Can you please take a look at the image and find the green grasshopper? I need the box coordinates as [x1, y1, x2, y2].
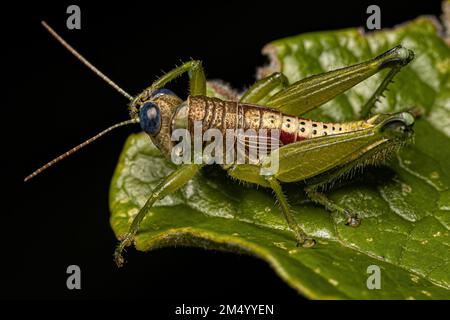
[26, 22, 416, 267]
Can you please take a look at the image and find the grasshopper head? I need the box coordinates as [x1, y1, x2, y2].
[134, 89, 183, 157]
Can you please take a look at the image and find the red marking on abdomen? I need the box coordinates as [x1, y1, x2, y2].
[280, 130, 297, 144]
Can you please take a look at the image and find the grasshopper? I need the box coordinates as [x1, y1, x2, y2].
[26, 22, 416, 267]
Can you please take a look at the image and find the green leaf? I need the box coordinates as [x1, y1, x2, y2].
[110, 15, 450, 299]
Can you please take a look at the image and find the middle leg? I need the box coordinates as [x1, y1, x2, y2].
[240, 72, 289, 104]
[265, 175, 316, 247]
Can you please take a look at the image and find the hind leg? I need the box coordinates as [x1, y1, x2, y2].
[265, 45, 414, 117]
[304, 186, 360, 227]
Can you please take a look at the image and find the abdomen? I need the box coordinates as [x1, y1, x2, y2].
[187, 95, 373, 145]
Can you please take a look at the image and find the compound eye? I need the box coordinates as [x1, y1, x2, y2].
[139, 102, 161, 135]
[149, 88, 178, 99]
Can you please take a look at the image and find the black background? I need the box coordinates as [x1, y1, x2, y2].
[3, 0, 445, 309]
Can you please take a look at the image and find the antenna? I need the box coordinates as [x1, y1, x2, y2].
[24, 118, 139, 182]
[41, 21, 133, 101]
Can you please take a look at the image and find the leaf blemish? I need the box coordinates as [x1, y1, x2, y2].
[421, 290, 432, 297]
[432, 231, 441, 237]
[430, 171, 440, 179]
[273, 242, 288, 250]
[128, 208, 139, 217]
[328, 279, 339, 286]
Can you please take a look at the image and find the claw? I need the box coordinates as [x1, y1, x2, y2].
[302, 238, 316, 248]
[114, 249, 125, 268]
[345, 213, 361, 227]
[295, 231, 316, 248]
[114, 233, 134, 267]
